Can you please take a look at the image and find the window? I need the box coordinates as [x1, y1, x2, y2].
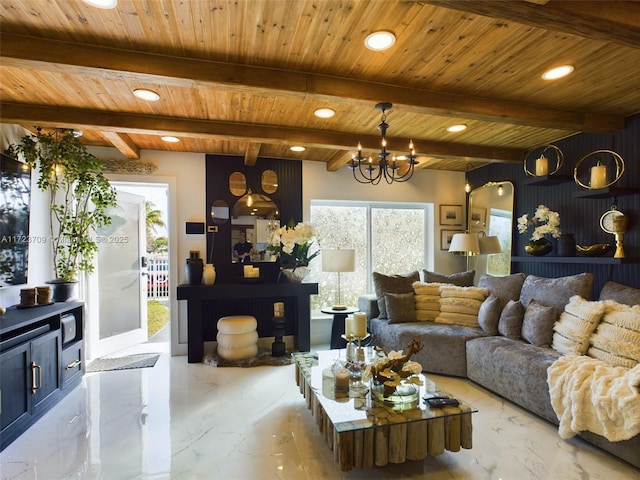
[308, 201, 431, 311]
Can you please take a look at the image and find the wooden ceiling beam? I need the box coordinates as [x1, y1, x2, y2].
[243, 142, 261, 166]
[0, 33, 623, 134]
[99, 131, 140, 159]
[326, 151, 355, 172]
[0, 102, 525, 163]
[423, 1, 640, 49]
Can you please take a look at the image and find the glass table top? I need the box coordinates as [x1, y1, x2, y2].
[293, 349, 477, 434]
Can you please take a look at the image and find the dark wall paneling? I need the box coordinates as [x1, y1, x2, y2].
[205, 155, 303, 284]
[468, 113, 640, 292]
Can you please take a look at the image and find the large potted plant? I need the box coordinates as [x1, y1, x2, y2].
[6, 128, 117, 301]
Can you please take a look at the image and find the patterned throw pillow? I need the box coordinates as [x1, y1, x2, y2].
[372, 271, 420, 319]
[412, 281, 441, 322]
[385, 292, 417, 324]
[551, 295, 606, 355]
[435, 285, 489, 326]
[498, 299, 525, 339]
[587, 301, 640, 368]
[423, 269, 475, 287]
[521, 300, 558, 347]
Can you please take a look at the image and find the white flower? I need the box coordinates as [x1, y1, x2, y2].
[518, 204, 561, 242]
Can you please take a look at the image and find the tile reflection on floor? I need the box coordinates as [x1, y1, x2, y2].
[1, 349, 638, 480]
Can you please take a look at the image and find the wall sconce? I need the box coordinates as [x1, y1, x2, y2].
[573, 149, 625, 190]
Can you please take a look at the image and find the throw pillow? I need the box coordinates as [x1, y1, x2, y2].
[477, 273, 526, 303]
[385, 292, 417, 324]
[519, 273, 593, 315]
[551, 295, 607, 355]
[435, 285, 489, 326]
[477, 294, 505, 336]
[372, 271, 420, 319]
[521, 300, 558, 347]
[598, 281, 640, 306]
[588, 301, 640, 368]
[412, 281, 441, 322]
[423, 269, 475, 287]
[498, 299, 525, 339]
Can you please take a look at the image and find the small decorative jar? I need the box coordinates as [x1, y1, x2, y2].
[203, 264, 216, 285]
[557, 233, 576, 257]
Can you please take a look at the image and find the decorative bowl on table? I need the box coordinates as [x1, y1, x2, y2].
[576, 243, 611, 257]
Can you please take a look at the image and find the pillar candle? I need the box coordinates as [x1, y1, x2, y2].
[334, 367, 350, 391]
[274, 302, 284, 317]
[353, 312, 367, 337]
[590, 162, 607, 189]
[250, 267, 260, 277]
[243, 265, 253, 277]
[345, 316, 355, 338]
[535, 156, 548, 176]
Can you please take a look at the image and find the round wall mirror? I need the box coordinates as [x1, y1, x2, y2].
[229, 171, 246, 196]
[210, 200, 229, 225]
[261, 169, 278, 194]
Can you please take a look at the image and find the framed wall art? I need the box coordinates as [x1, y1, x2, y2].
[439, 204, 463, 226]
[470, 207, 487, 229]
[441, 229, 463, 250]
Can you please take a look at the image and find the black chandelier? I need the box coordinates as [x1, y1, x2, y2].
[349, 102, 419, 185]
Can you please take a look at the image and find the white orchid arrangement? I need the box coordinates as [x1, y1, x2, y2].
[362, 340, 424, 395]
[266, 221, 320, 270]
[517, 204, 561, 244]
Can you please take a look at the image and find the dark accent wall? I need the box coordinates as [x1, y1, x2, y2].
[468, 113, 640, 295]
[205, 155, 302, 283]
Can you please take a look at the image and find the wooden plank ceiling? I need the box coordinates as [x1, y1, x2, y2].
[0, 0, 638, 172]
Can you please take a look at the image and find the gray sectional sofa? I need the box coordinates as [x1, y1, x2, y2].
[359, 272, 640, 468]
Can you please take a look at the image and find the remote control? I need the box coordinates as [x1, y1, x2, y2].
[426, 398, 460, 407]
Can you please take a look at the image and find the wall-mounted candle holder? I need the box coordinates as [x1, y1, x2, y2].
[573, 149, 625, 190]
[524, 144, 564, 177]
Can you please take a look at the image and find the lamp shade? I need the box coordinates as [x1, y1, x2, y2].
[448, 233, 480, 256]
[322, 249, 356, 272]
[479, 235, 503, 255]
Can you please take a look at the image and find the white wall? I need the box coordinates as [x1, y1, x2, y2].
[302, 160, 468, 275]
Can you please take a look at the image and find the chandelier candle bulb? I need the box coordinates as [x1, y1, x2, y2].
[536, 156, 548, 176]
[353, 313, 367, 337]
[590, 162, 607, 189]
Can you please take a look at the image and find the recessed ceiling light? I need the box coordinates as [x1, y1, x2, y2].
[161, 136, 180, 143]
[542, 65, 574, 80]
[447, 124, 467, 133]
[364, 31, 396, 51]
[290, 146, 306, 152]
[83, 0, 118, 9]
[133, 89, 160, 101]
[314, 108, 336, 119]
[72, 129, 83, 138]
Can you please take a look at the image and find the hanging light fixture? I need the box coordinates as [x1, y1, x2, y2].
[349, 103, 419, 185]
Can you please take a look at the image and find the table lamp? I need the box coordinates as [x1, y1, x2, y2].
[448, 233, 480, 271]
[479, 235, 502, 255]
[322, 248, 356, 310]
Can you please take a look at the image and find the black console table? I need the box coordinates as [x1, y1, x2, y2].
[177, 282, 318, 363]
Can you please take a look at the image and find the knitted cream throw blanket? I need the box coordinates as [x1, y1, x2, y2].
[547, 355, 640, 442]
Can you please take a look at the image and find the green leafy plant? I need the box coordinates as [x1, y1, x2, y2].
[6, 128, 117, 282]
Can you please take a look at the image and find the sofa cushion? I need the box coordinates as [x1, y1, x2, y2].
[478, 273, 526, 303]
[412, 281, 441, 321]
[599, 281, 640, 306]
[519, 273, 594, 318]
[477, 294, 505, 336]
[551, 295, 607, 355]
[588, 301, 640, 368]
[372, 271, 420, 319]
[436, 285, 489, 326]
[385, 292, 416, 324]
[423, 269, 474, 287]
[498, 299, 525, 339]
[521, 300, 558, 347]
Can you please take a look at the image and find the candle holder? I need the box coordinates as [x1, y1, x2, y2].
[524, 144, 563, 177]
[612, 214, 629, 259]
[573, 149, 625, 190]
[342, 333, 370, 379]
[272, 302, 286, 357]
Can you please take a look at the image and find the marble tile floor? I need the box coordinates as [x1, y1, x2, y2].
[1, 345, 638, 480]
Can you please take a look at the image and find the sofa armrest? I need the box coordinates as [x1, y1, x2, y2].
[358, 294, 379, 320]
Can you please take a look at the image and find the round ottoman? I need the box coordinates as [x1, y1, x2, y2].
[216, 315, 258, 360]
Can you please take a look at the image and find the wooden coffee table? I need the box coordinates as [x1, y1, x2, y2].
[292, 350, 476, 471]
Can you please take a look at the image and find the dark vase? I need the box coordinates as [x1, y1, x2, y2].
[47, 280, 78, 302]
[185, 258, 203, 285]
[558, 233, 576, 257]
